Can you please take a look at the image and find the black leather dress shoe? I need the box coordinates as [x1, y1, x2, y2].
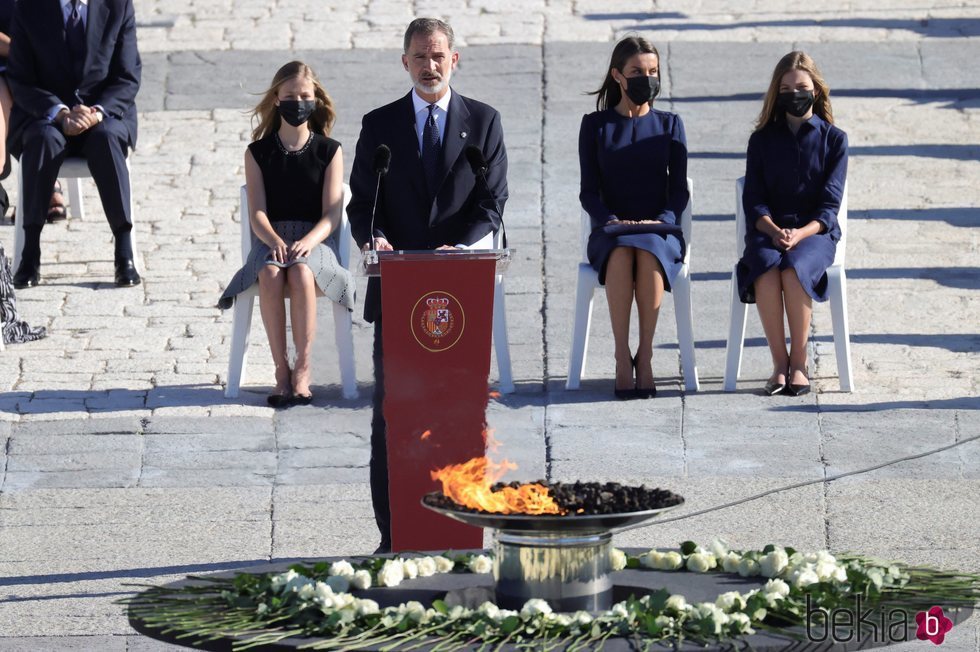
[13, 262, 41, 289]
[114, 258, 141, 287]
[764, 378, 787, 396]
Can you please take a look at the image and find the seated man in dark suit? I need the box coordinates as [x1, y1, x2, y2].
[347, 17, 508, 553]
[8, 0, 141, 288]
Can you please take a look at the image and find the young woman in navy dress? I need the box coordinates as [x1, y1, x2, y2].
[736, 51, 848, 396]
[579, 36, 689, 399]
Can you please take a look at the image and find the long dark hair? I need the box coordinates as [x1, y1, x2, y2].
[588, 36, 660, 111]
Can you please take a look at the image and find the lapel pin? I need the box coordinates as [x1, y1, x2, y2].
[460, 131, 467, 138]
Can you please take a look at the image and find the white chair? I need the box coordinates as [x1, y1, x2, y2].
[565, 178, 699, 392]
[491, 228, 514, 394]
[224, 184, 358, 400]
[13, 155, 140, 271]
[723, 177, 853, 392]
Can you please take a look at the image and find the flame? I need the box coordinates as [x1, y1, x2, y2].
[483, 428, 500, 453]
[489, 391, 501, 399]
[431, 456, 563, 515]
[420, 430, 432, 441]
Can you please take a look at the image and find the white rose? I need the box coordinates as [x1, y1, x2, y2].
[477, 601, 502, 621]
[752, 607, 768, 621]
[416, 557, 437, 577]
[721, 552, 743, 573]
[640, 550, 663, 569]
[693, 603, 729, 636]
[271, 569, 298, 592]
[737, 558, 761, 577]
[610, 548, 628, 571]
[792, 567, 820, 589]
[710, 538, 730, 559]
[520, 598, 553, 618]
[660, 551, 685, 570]
[715, 591, 746, 613]
[314, 581, 334, 603]
[610, 602, 629, 619]
[665, 594, 688, 612]
[763, 578, 790, 598]
[814, 560, 838, 582]
[654, 615, 674, 630]
[402, 559, 419, 579]
[448, 605, 469, 620]
[866, 567, 885, 589]
[402, 600, 427, 623]
[573, 611, 593, 625]
[297, 582, 316, 601]
[686, 552, 715, 573]
[378, 560, 406, 587]
[434, 556, 455, 573]
[832, 565, 848, 584]
[256, 602, 268, 615]
[759, 549, 789, 578]
[328, 560, 355, 578]
[815, 550, 837, 564]
[285, 575, 313, 595]
[351, 569, 372, 590]
[729, 612, 754, 634]
[356, 598, 380, 616]
[468, 554, 494, 575]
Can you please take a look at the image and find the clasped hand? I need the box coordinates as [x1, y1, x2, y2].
[772, 228, 804, 251]
[61, 105, 100, 137]
[269, 237, 314, 263]
[608, 219, 663, 225]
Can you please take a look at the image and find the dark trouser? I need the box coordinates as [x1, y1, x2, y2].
[370, 318, 391, 545]
[18, 118, 133, 263]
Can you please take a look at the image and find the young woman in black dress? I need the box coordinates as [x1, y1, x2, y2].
[219, 62, 354, 407]
[579, 37, 689, 399]
[736, 51, 848, 396]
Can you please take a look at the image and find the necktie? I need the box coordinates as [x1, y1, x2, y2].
[422, 104, 442, 197]
[66, 0, 86, 81]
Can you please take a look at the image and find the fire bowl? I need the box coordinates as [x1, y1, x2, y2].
[422, 487, 684, 612]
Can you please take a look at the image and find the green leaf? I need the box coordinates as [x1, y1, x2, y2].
[626, 557, 641, 569]
[501, 615, 521, 634]
[432, 599, 449, 615]
[645, 588, 670, 614]
[762, 544, 776, 554]
[680, 541, 698, 556]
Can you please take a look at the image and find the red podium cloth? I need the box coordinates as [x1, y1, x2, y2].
[380, 254, 497, 552]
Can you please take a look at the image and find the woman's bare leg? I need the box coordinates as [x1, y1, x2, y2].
[633, 250, 665, 390]
[287, 264, 318, 397]
[782, 268, 813, 387]
[754, 267, 789, 385]
[605, 247, 636, 391]
[258, 264, 290, 394]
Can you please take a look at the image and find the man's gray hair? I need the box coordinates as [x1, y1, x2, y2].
[403, 18, 455, 52]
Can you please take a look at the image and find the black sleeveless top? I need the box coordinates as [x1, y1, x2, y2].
[248, 132, 340, 224]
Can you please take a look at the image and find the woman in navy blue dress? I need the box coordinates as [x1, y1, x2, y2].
[736, 51, 848, 396]
[579, 36, 688, 399]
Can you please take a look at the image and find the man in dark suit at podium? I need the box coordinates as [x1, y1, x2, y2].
[348, 17, 508, 553]
[8, 0, 141, 288]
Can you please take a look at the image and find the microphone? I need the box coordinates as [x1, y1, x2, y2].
[369, 145, 391, 252]
[464, 145, 506, 248]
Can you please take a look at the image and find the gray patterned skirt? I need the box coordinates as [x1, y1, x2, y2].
[217, 221, 355, 311]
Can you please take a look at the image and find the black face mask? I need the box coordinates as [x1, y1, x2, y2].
[623, 75, 660, 105]
[776, 90, 815, 118]
[278, 100, 316, 127]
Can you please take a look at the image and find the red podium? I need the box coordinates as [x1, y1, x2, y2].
[363, 249, 512, 552]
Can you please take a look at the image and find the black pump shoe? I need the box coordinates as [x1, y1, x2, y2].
[291, 392, 314, 406]
[787, 367, 811, 396]
[267, 392, 292, 408]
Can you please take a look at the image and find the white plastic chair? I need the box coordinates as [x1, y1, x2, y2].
[13, 155, 140, 272]
[565, 178, 699, 392]
[723, 177, 853, 392]
[491, 228, 514, 394]
[224, 183, 358, 400]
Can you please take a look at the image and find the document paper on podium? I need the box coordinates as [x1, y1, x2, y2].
[380, 254, 497, 551]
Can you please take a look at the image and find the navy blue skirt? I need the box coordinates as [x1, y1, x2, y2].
[588, 225, 685, 289]
[736, 231, 836, 303]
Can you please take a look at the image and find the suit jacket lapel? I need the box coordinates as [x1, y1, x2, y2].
[81, 0, 110, 87]
[436, 91, 470, 194]
[395, 92, 429, 208]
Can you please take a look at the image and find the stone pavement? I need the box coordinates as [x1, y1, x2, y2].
[0, 0, 978, 649]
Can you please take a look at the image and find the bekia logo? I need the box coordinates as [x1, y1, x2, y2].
[916, 607, 953, 645]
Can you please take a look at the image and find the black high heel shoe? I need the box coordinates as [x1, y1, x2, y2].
[787, 367, 811, 396]
[633, 354, 657, 399]
[267, 392, 292, 408]
[614, 355, 636, 400]
[291, 392, 314, 406]
[764, 368, 788, 396]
